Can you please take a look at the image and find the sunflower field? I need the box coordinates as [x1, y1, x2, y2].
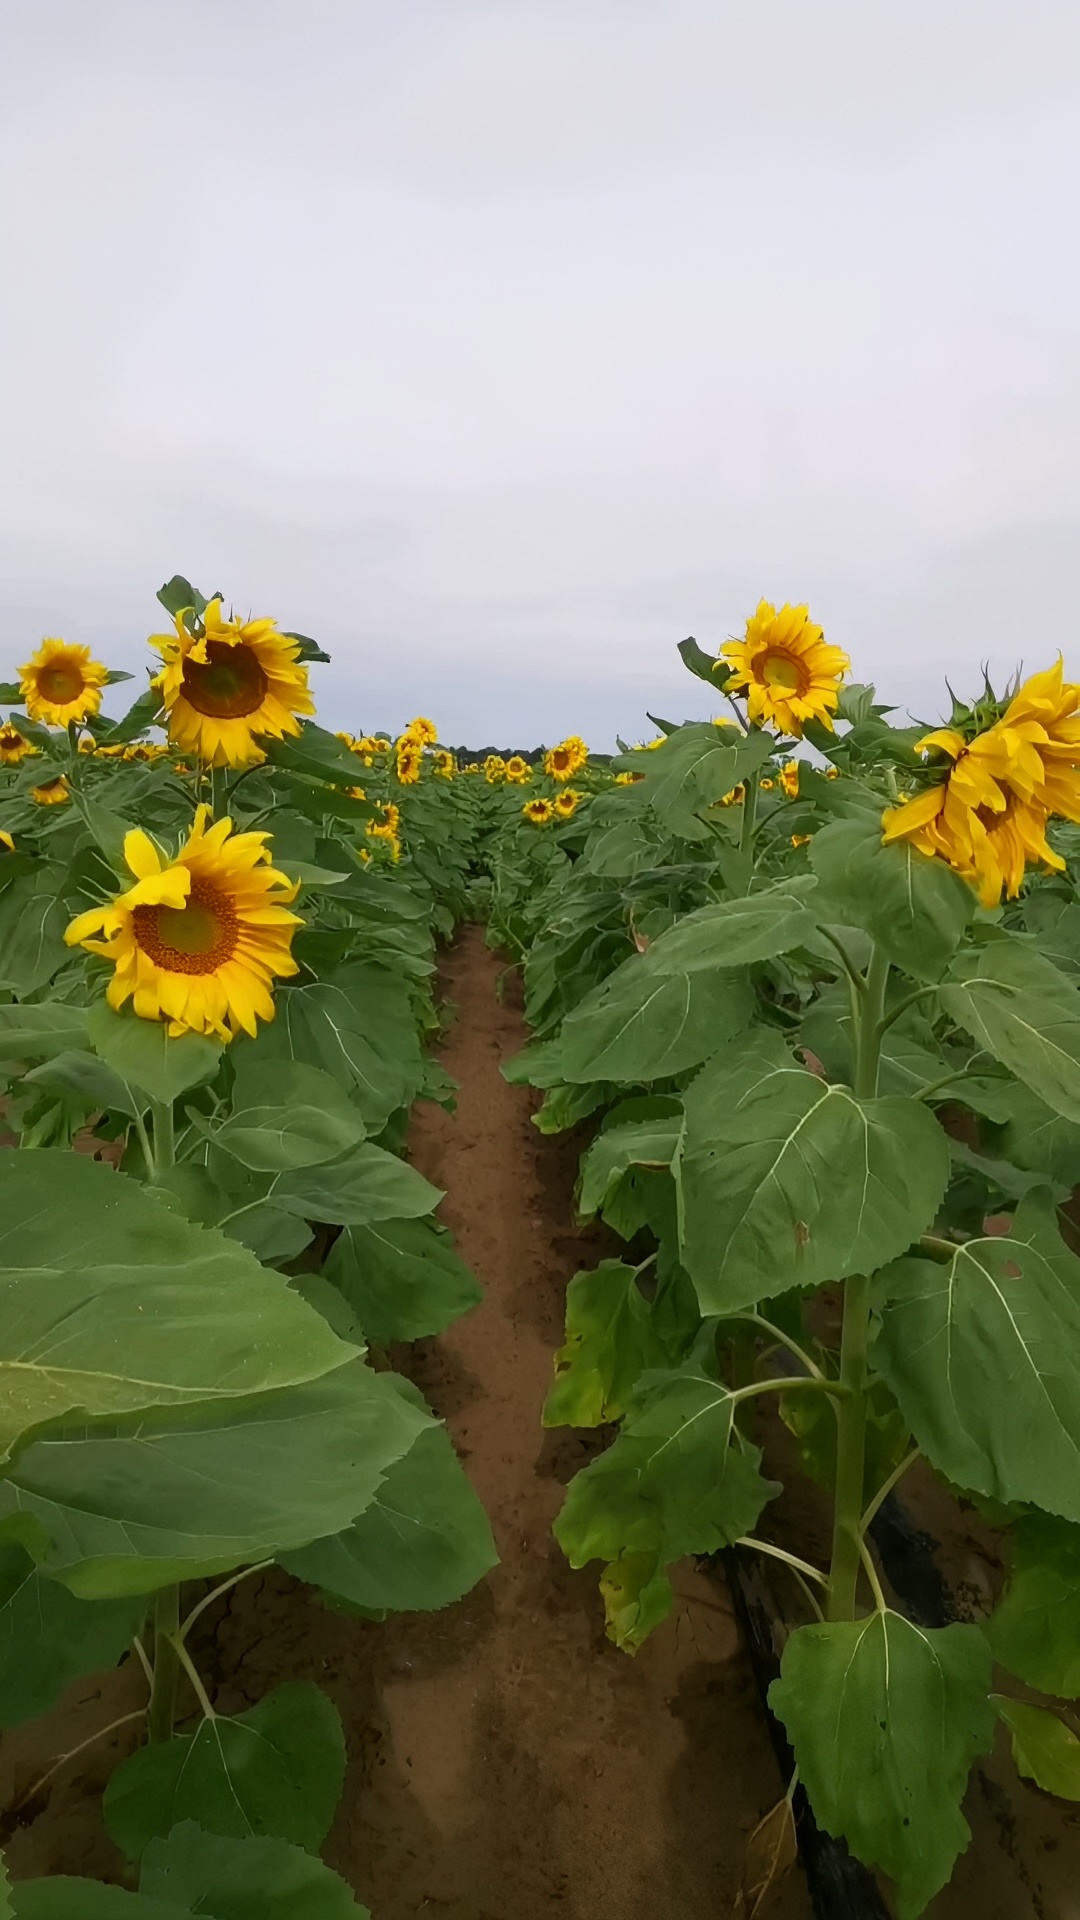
[4, 579, 1080, 1916]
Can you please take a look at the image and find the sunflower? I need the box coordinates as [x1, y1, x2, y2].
[433, 749, 456, 779]
[505, 754, 531, 784]
[523, 797, 555, 825]
[65, 807, 301, 1041]
[881, 708, 1068, 907]
[0, 830, 13, 853]
[367, 801, 401, 840]
[484, 755, 507, 785]
[31, 775, 71, 805]
[554, 789, 582, 819]
[780, 760, 801, 799]
[0, 722, 35, 765]
[613, 771, 638, 785]
[395, 741, 422, 784]
[403, 716, 439, 746]
[150, 599, 314, 769]
[18, 640, 109, 729]
[791, 833, 811, 849]
[543, 737, 588, 781]
[720, 602, 849, 737]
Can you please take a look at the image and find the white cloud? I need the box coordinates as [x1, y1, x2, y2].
[1, 0, 1079, 744]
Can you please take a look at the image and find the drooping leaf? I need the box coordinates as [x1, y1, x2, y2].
[559, 951, 754, 1083]
[104, 1682, 346, 1860]
[612, 724, 773, 838]
[543, 1261, 674, 1428]
[875, 1196, 1080, 1521]
[769, 1613, 995, 1919]
[0, 1361, 429, 1596]
[237, 974, 422, 1130]
[987, 1514, 1080, 1697]
[578, 1117, 681, 1218]
[322, 1216, 481, 1342]
[282, 1416, 497, 1613]
[0, 1003, 90, 1063]
[642, 882, 823, 975]
[677, 1029, 949, 1313]
[86, 1004, 222, 1107]
[0, 1544, 144, 1727]
[0, 1151, 354, 1467]
[272, 1142, 442, 1227]
[598, 1553, 674, 1653]
[809, 813, 973, 981]
[940, 936, 1080, 1122]
[993, 1696, 1080, 1801]
[555, 1362, 779, 1647]
[140, 1822, 370, 1918]
[0, 867, 70, 994]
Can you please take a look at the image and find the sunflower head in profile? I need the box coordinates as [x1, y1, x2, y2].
[505, 754, 531, 784]
[554, 788, 582, 819]
[395, 740, 422, 784]
[0, 722, 36, 765]
[523, 797, 555, 826]
[780, 760, 801, 799]
[150, 599, 315, 770]
[543, 736, 588, 781]
[433, 749, 456, 779]
[31, 775, 71, 806]
[19, 640, 109, 729]
[65, 807, 302, 1041]
[484, 754, 507, 785]
[720, 602, 849, 738]
[403, 716, 439, 747]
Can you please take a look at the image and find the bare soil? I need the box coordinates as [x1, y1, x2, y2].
[7, 926, 1079, 1916]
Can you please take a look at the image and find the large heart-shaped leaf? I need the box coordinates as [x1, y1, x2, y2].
[0, 1543, 144, 1727]
[543, 1261, 675, 1428]
[272, 1143, 441, 1227]
[612, 724, 773, 838]
[322, 1217, 481, 1342]
[283, 1418, 497, 1614]
[560, 953, 754, 1083]
[875, 1197, 1080, 1520]
[104, 1682, 345, 1860]
[642, 882, 823, 975]
[940, 937, 1080, 1121]
[0, 1003, 90, 1063]
[140, 1823, 370, 1918]
[0, 866, 70, 994]
[0, 1152, 355, 1466]
[770, 1614, 995, 1920]
[677, 1030, 949, 1312]
[86, 1004, 222, 1107]
[237, 973, 422, 1129]
[810, 813, 973, 981]
[0, 1362, 429, 1596]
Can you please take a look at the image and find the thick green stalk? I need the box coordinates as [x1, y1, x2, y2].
[827, 943, 890, 1621]
[147, 1585, 181, 1744]
[149, 1098, 175, 1176]
[731, 776, 759, 896]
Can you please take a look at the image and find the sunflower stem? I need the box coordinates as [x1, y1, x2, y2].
[147, 1585, 181, 1743]
[149, 1098, 175, 1175]
[732, 775, 758, 896]
[828, 942, 890, 1622]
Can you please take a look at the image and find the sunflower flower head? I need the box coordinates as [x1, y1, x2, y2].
[780, 760, 801, 799]
[395, 740, 422, 784]
[403, 716, 439, 747]
[0, 722, 36, 765]
[505, 754, 531, 784]
[720, 601, 849, 738]
[31, 775, 71, 806]
[150, 599, 315, 770]
[433, 749, 456, 779]
[543, 737, 588, 781]
[554, 788, 582, 818]
[484, 754, 507, 785]
[64, 807, 302, 1042]
[523, 797, 555, 825]
[19, 640, 109, 729]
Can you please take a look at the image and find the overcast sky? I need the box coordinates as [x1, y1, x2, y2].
[2, 0, 1079, 746]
